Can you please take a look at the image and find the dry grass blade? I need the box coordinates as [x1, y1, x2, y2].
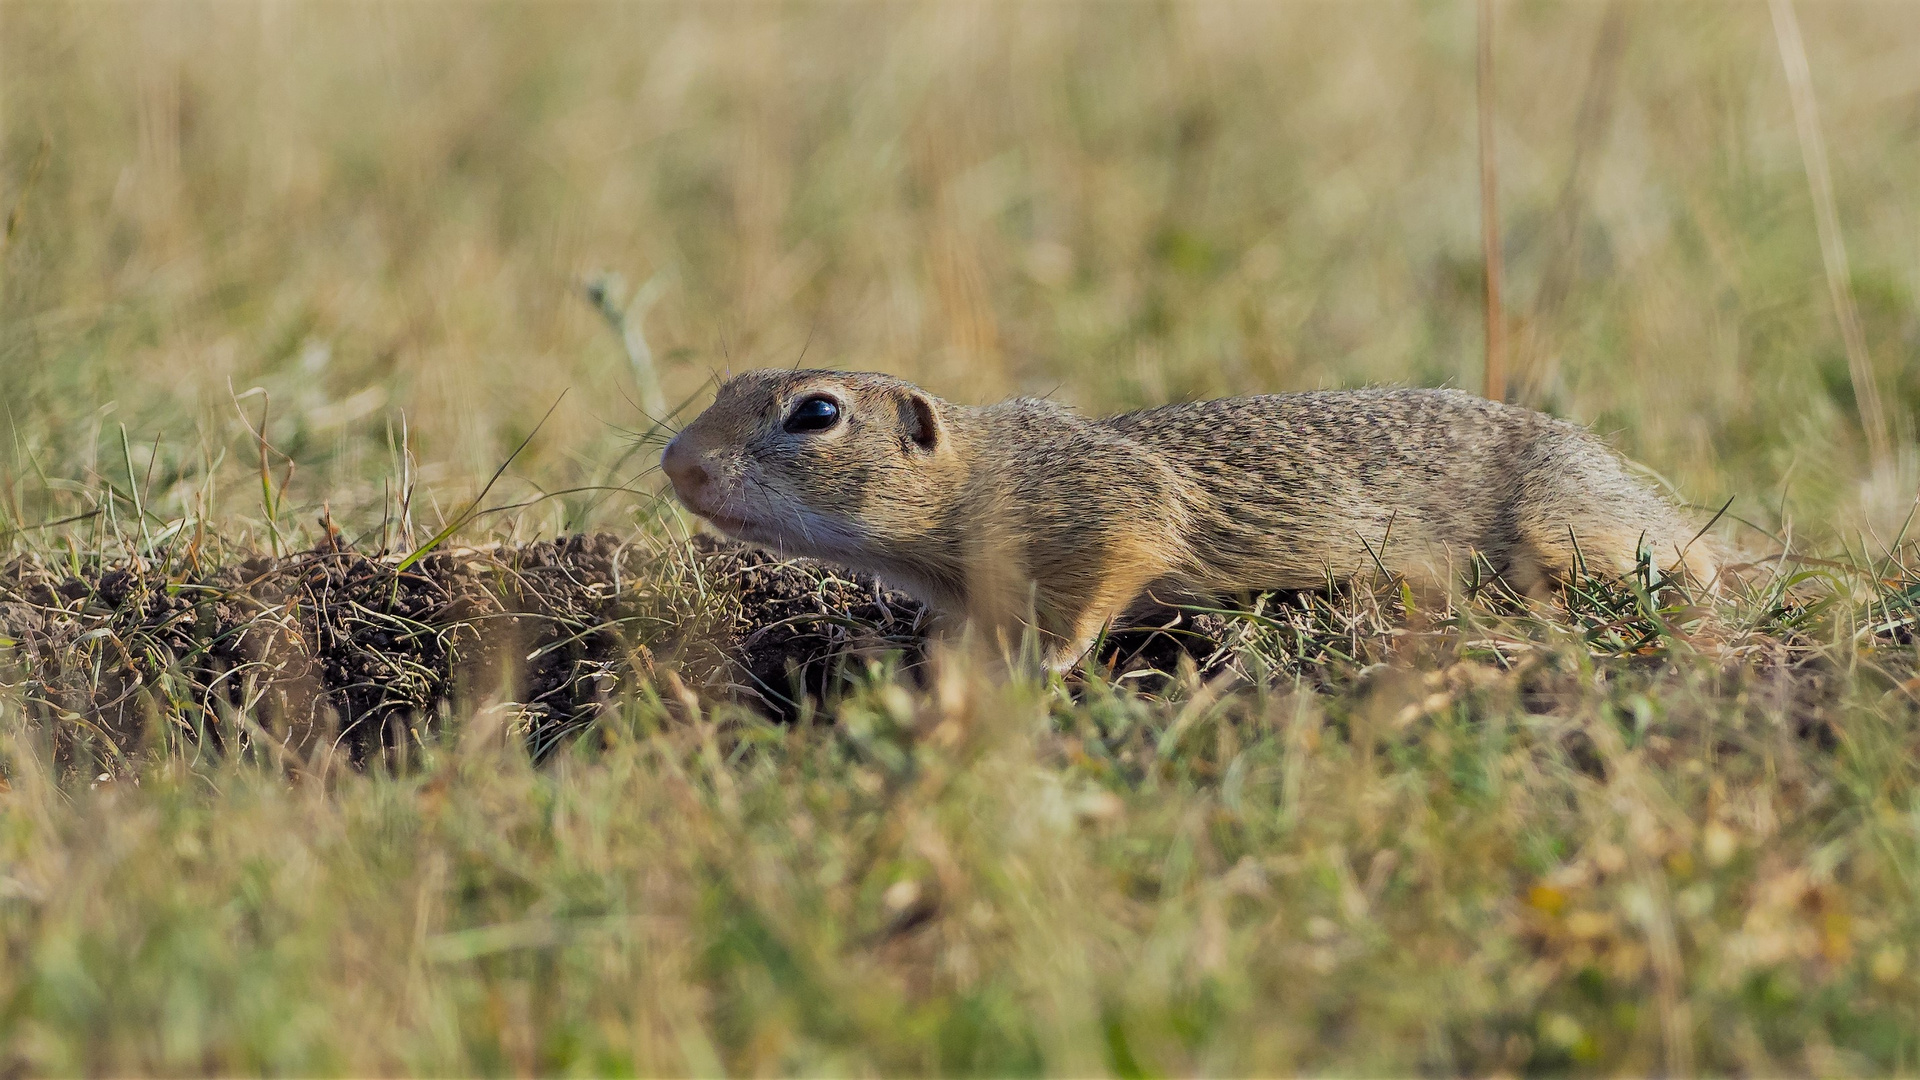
[581, 271, 670, 422]
[1769, 0, 1891, 470]
[0, 134, 50, 256]
[1478, 0, 1508, 403]
[395, 392, 566, 574]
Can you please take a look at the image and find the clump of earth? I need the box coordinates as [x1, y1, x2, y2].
[0, 531, 1251, 769]
[0, 528, 1856, 773]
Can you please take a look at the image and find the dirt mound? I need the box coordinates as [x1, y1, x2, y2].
[23, 524, 1787, 772]
[0, 523, 1864, 774]
[675, 535, 929, 713]
[0, 533, 944, 768]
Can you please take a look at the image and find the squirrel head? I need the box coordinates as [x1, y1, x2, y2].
[661, 369, 965, 566]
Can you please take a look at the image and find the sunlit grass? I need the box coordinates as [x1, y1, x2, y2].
[3, 0, 1920, 1073]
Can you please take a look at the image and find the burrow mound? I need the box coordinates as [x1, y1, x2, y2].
[0, 526, 1293, 771]
[0, 528, 1839, 772]
[0, 533, 959, 767]
[0, 534, 630, 767]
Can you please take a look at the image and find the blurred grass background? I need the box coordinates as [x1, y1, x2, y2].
[5, 1, 1919, 549]
[6, 2, 1920, 1074]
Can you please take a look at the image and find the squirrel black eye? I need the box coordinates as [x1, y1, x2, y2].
[783, 395, 842, 434]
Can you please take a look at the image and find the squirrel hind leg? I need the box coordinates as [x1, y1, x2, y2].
[1509, 516, 1716, 596]
[1509, 437, 1720, 595]
[1671, 537, 1723, 594]
[1485, 547, 1559, 605]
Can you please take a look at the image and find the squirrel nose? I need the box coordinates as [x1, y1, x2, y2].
[661, 436, 712, 497]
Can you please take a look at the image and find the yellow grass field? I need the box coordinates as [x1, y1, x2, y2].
[3, 2, 1920, 1073]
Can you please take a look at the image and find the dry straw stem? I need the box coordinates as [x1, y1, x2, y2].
[0, 134, 50, 258]
[582, 271, 670, 424]
[1521, 2, 1628, 403]
[1769, 0, 1891, 470]
[1477, 0, 1508, 403]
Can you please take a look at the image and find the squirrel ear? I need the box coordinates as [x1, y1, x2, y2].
[900, 389, 944, 453]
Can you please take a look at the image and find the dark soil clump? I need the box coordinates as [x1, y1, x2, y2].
[673, 535, 929, 719]
[0, 527, 1803, 774]
[0, 533, 945, 770]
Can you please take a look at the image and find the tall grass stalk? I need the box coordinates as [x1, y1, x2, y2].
[1769, 0, 1891, 471]
[1477, 0, 1508, 403]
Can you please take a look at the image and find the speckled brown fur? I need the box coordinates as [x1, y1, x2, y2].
[662, 369, 1717, 668]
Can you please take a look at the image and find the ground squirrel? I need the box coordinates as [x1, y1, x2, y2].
[662, 369, 1717, 669]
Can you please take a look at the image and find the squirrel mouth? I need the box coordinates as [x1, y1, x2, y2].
[691, 504, 809, 551]
[667, 484, 749, 533]
[682, 501, 759, 537]
[674, 486, 803, 547]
